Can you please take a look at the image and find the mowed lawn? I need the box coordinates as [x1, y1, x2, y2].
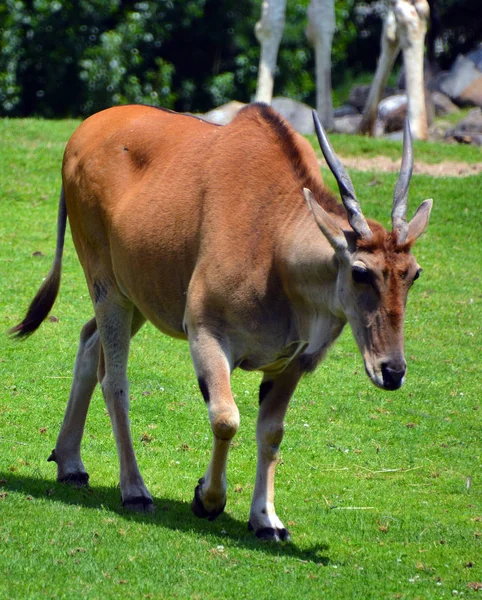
[0, 117, 481, 599]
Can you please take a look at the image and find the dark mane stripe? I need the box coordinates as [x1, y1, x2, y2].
[245, 103, 346, 218]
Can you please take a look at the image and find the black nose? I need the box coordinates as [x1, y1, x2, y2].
[381, 362, 406, 390]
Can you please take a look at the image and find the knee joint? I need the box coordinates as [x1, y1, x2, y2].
[212, 412, 240, 441]
[263, 423, 285, 448]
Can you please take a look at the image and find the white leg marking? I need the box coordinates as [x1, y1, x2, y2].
[249, 366, 302, 541]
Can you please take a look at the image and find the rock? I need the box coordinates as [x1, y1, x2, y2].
[333, 114, 363, 134]
[199, 98, 316, 134]
[201, 101, 245, 125]
[382, 95, 406, 117]
[431, 91, 460, 116]
[466, 44, 482, 71]
[271, 97, 315, 135]
[374, 94, 407, 136]
[334, 105, 359, 118]
[445, 108, 482, 145]
[457, 77, 482, 108]
[384, 103, 407, 134]
[428, 70, 449, 93]
[451, 133, 482, 146]
[348, 84, 398, 112]
[450, 107, 482, 133]
[439, 54, 482, 107]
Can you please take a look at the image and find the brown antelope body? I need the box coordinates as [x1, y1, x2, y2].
[12, 103, 432, 541]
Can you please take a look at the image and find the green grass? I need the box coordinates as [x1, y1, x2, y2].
[1, 118, 481, 599]
[308, 125, 482, 164]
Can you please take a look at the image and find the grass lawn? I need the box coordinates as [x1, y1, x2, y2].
[0, 117, 481, 599]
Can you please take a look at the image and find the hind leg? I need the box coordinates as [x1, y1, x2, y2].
[49, 318, 99, 484]
[50, 310, 146, 488]
[96, 301, 153, 511]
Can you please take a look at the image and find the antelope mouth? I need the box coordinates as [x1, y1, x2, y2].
[365, 362, 406, 391]
[379, 377, 405, 391]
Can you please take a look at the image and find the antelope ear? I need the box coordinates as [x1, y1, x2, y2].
[407, 199, 432, 243]
[303, 188, 348, 255]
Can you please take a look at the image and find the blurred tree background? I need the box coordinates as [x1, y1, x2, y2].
[0, 0, 480, 118]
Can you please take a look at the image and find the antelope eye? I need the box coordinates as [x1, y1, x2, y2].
[352, 265, 372, 285]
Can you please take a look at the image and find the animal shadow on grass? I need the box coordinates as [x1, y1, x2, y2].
[0, 471, 330, 565]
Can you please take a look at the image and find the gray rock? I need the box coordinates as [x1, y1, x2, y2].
[457, 77, 482, 108]
[348, 84, 398, 112]
[428, 70, 449, 93]
[201, 101, 245, 125]
[448, 132, 482, 146]
[373, 91, 436, 135]
[271, 97, 315, 135]
[334, 105, 360, 118]
[384, 104, 407, 134]
[445, 108, 482, 145]
[440, 54, 482, 105]
[431, 91, 460, 116]
[377, 94, 407, 118]
[466, 44, 482, 72]
[333, 114, 363, 134]
[374, 94, 407, 136]
[199, 98, 317, 134]
[450, 107, 482, 133]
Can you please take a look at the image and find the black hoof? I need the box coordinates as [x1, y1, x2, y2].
[122, 496, 155, 513]
[47, 449, 57, 463]
[58, 472, 90, 487]
[191, 478, 226, 522]
[248, 521, 291, 542]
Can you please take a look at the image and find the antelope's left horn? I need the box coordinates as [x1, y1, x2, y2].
[312, 110, 372, 240]
[392, 118, 414, 242]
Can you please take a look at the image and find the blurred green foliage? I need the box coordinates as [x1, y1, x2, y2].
[0, 0, 480, 117]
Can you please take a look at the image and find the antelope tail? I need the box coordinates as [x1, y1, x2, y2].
[9, 187, 67, 339]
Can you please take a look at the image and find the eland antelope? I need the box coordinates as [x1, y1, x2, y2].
[11, 103, 432, 541]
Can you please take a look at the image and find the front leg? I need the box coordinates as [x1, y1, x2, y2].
[189, 328, 239, 520]
[249, 364, 303, 542]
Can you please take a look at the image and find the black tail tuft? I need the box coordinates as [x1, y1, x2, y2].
[9, 265, 61, 339]
[9, 187, 67, 341]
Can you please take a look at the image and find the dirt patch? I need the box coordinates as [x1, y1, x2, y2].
[328, 156, 482, 177]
